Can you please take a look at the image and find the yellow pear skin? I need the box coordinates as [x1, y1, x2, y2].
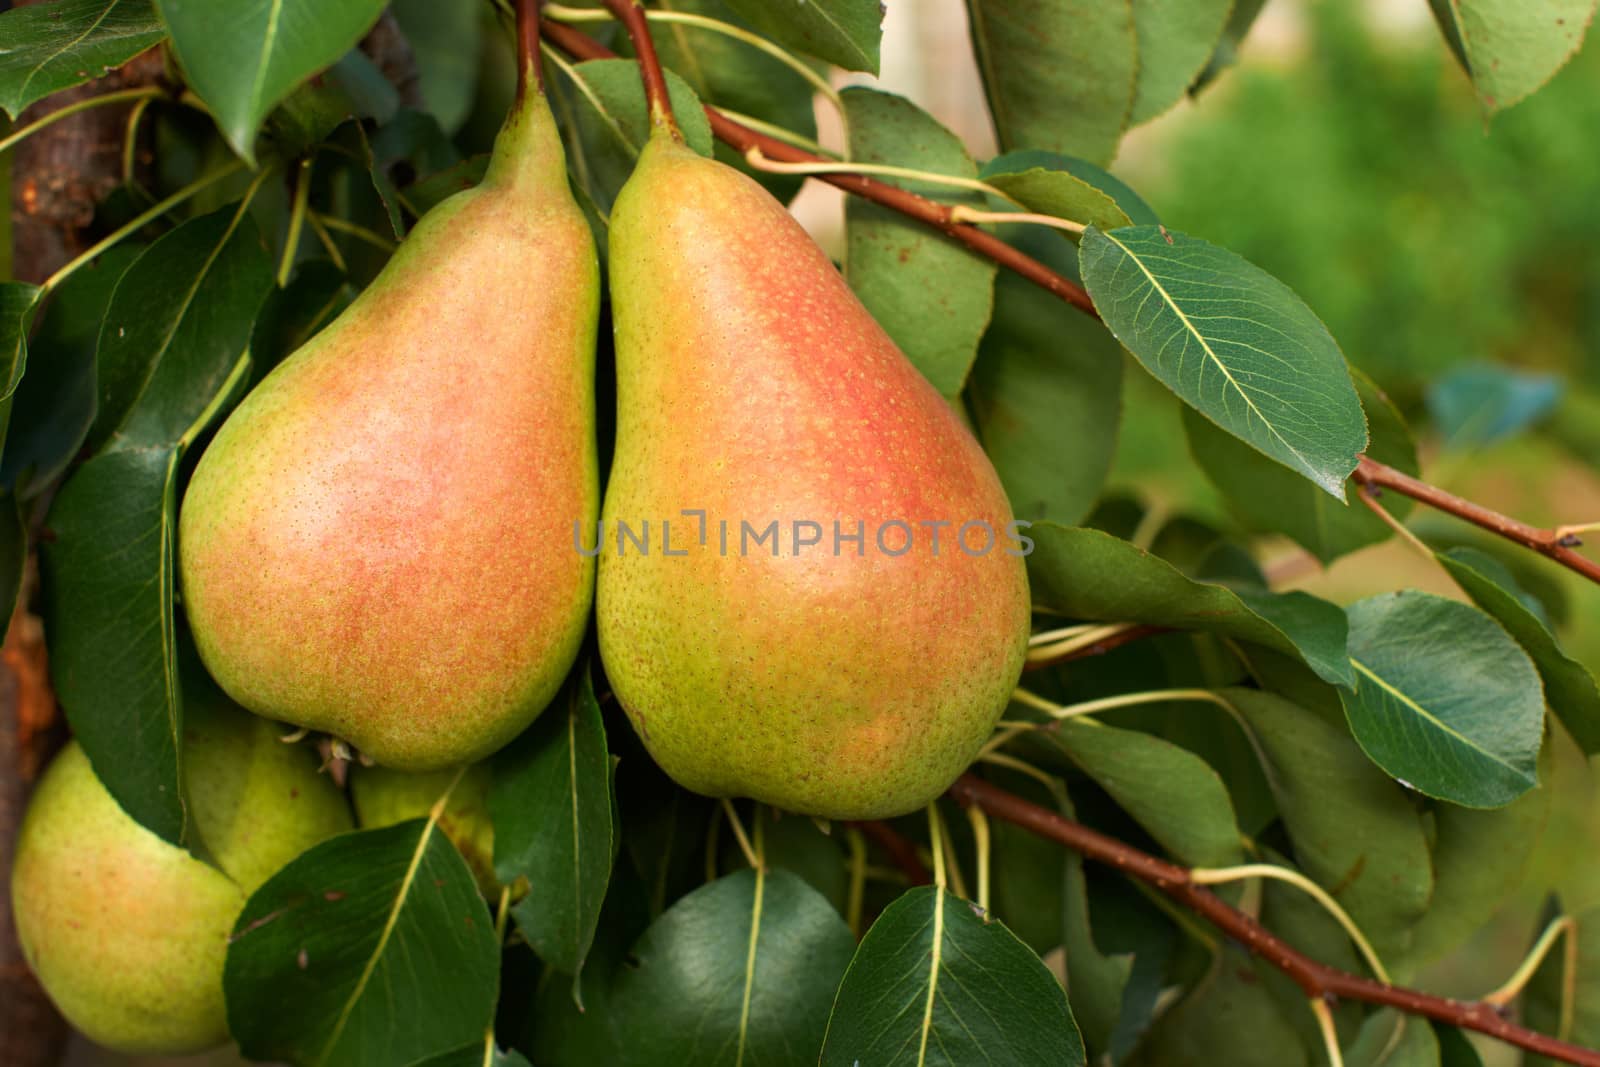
[10, 707, 350, 1054]
[179, 86, 599, 770]
[351, 763, 498, 896]
[598, 135, 1031, 820]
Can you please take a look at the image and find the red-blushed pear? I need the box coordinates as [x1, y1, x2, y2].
[597, 129, 1031, 821]
[10, 703, 350, 1054]
[177, 73, 599, 770]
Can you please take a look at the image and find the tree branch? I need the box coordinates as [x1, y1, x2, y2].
[1354, 456, 1600, 584]
[948, 773, 1600, 1067]
[538, 19, 1600, 589]
[850, 819, 931, 886]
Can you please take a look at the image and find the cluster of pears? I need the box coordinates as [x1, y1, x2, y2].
[17, 41, 1031, 1057]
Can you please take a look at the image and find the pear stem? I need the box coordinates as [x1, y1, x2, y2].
[601, 0, 680, 140]
[515, 0, 546, 98]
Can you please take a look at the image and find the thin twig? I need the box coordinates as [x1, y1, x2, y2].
[852, 820, 931, 886]
[948, 774, 1600, 1067]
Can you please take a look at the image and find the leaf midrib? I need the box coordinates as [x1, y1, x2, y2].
[1349, 656, 1529, 777]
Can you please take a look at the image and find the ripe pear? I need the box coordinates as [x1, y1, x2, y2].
[11, 703, 350, 1054]
[179, 81, 598, 770]
[598, 132, 1031, 820]
[351, 762, 499, 896]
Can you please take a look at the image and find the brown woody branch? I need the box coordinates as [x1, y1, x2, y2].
[949, 773, 1600, 1067]
[539, 17, 1600, 590]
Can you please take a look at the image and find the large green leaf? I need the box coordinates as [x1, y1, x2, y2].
[820, 885, 1084, 1066]
[155, 0, 388, 162]
[0, 0, 165, 118]
[1043, 720, 1243, 868]
[1225, 689, 1433, 957]
[1343, 591, 1544, 808]
[490, 663, 613, 978]
[1128, 0, 1233, 123]
[1438, 546, 1600, 754]
[843, 87, 995, 396]
[969, 227, 1122, 527]
[1079, 225, 1367, 497]
[1028, 522, 1352, 686]
[1428, 0, 1597, 114]
[1186, 369, 1419, 563]
[40, 206, 269, 845]
[1, 246, 140, 494]
[966, 0, 1136, 165]
[1127, 958, 1308, 1067]
[225, 821, 500, 1067]
[719, 0, 881, 73]
[608, 867, 855, 1066]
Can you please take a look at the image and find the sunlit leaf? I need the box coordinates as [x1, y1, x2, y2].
[1128, 0, 1232, 123]
[1428, 0, 1597, 113]
[720, 0, 881, 73]
[0, 0, 164, 118]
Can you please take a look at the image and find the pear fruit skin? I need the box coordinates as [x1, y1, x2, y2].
[179, 87, 598, 771]
[598, 135, 1031, 820]
[351, 762, 498, 896]
[11, 708, 350, 1054]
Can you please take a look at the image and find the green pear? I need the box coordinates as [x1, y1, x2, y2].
[598, 132, 1031, 820]
[10, 705, 350, 1054]
[350, 762, 499, 896]
[178, 80, 599, 771]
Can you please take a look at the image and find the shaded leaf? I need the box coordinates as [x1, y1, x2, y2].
[1428, 0, 1597, 113]
[1127, 956, 1308, 1067]
[266, 48, 399, 159]
[1080, 225, 1367, 497]
[1028, 522, 1352, 685]
[1129, 0, 1233, 124]
[1524, 906, 1600, 1067]
[0, 281, 41, 403]
[1043, 719, 1244, 868]
[1225, 689, 1433, 957]
[1187, 368, 1418, 564]
[491, 664, 613, 977]
[407, 1044, 531, 1067]
[1439, 546, 1600, 754]
[0, 0, 165, 118]
[969, 224, 1121, 527]
[820, 885, 1084, 1066]
[966, 0, 1137, 165]
[0, 491, 22, 626]
[1431, 1024, 1484, 1067]
[1426, 362, 1563, 448]
[249, 259, 353, 381]
[225, 820, 500, 1067]
[1345, 1009, 1441, 1067]
[610, 867, 855, 1066]
[156, 0, 388, 162]
[1343, 591, 1544, 808]
[1, 246, 139, 494]
[389, 0, 482, 133]
[842, 87, 994, 396]
[720, 0, 881, 73]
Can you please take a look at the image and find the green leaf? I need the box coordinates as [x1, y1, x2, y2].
[969, 226, 1122, 526]
[1080, 225, 1368, 497]
[1431, 1023, 1484, 1067]
[40, 206, 268, 845]
[1426, 363, 1562, 449]
[1399, 743, 1551, 968]
[1129, 0, 1233, 124]
[1438, 546, 1600, 754]
[155, 0, 388, 163]
[550, 58, 714, 223]
[0, 281, 41, 402]
[1343, 591, 1544, 808]
[842, 87, 994, 396]
[983, 150, 1159, 226]
[249, 259, 353, 380]
[90, 206, 274, 454]
[0, 0, 165, 118]
[608, 867, 855, 1066]
[1428, 0, 1597, 114]
[1, 246, 140, 494]
[980, 154, 1132, 235]
[266, 48, 399, 158]
[389, 0, 482, 134]
[966, 0, 1137, 165]
[1028, 522, 1353, 686]
[820, 885, 1085, 1066]
[0, 491, 23, 628]
[1061, 836, 1134, 1054]
[1043, 720, 1244, 868]
[1127, 958, 1308, 1067]
[490, 663, 613, 978]
[719, 0, 881, 73]
[1225, 689, 1433, 957]
[1523, 908, 1600, 1067]
[1187, 368, 1419, 564]
[1191, 0, 1271, 94]
[224, 820, 501, 1067]
[1345, 1010, 1441, 1067]
[407, 1044, 531, 1067]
